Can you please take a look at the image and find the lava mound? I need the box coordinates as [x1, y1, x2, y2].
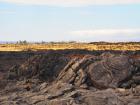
[1, 51, 140, 105]
[7, 52, 69, 82]
[57, 54, 140, 89]
[87, 55, 135, 89]
[8, 52, 140, 89]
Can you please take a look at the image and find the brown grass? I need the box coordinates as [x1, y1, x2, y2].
[0, 43, 140, 51]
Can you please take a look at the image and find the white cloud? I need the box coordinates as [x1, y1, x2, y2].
[71, 29, 140, 36]
[0, 10, 15, 14]
[0, 0, 140, 6]
[70, 29, 140, 42]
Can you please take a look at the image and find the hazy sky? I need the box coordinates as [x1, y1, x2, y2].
[0, 0, 140, 42]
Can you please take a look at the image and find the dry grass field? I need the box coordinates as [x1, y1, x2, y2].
[0, 42, 140, 51]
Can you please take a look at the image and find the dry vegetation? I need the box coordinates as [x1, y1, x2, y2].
[0, 42, 140, 51]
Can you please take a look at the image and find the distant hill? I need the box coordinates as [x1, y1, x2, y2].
[0, 41, 16, 44]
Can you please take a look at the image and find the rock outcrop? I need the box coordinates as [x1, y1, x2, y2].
[7, 52, 69, 82]
[0, 50, 140, 105]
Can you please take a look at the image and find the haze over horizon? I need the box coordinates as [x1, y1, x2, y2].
[0, 0, 140, 42]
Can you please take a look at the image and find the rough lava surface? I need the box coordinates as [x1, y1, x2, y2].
[0, 50, 140, 105]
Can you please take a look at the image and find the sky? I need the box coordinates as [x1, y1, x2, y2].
[0, 0, 140, 42]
